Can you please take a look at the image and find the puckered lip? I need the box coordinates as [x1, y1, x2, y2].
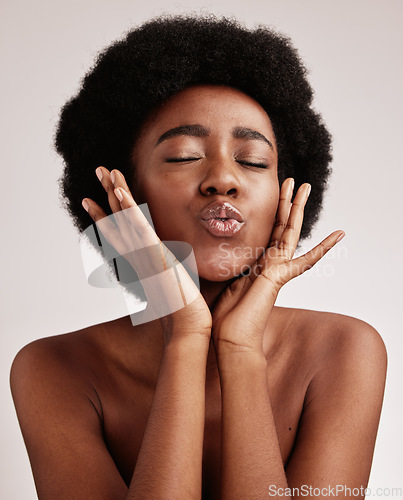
[200, 201, 244, 223]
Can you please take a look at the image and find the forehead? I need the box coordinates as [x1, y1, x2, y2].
[140, 84, 274, 139]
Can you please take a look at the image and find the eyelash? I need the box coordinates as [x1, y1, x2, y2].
[165, 158, 269, 169]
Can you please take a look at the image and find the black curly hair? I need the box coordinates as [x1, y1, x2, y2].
[56, 13, 332, 244]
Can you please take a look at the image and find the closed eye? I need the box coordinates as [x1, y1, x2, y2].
[165, 157, 202, 162]
[238, 161, 268, 169]
[165, 158, 268, 169]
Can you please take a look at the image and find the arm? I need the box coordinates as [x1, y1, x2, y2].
[90, 166, 213, 497]
[216, 320, 387, 500]
[211, 178, 386, 498]
[10, 339, 128, 500]
[11, 333, 210, 500]
[127, 334, 209, 498]
[217, 350, 288, 498]
[285, 319, 387, 498]
[11, 166, 213, 499]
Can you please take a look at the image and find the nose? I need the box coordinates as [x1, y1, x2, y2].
[199, 158, 241, 197]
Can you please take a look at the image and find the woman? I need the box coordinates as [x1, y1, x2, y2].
[10, 14, 387, 499]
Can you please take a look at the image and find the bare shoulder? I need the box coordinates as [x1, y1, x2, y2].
[10, 314, 145, 410]
[276, 305, 386, 354]
[11, 323, 102, 382]
[272, 306, 387, 384]
[308, 308, 384, 363]
[10, 321, 133, 498]
[281, 308, 388, 486]
[10, 313, 138, 371]
[10, 323, 107, 417]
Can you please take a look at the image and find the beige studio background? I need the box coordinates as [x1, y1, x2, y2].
[1, 0, 402, 497]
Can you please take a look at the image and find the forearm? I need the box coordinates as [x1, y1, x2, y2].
[127, 336, 209, 499]
[218, 351, 290, 500]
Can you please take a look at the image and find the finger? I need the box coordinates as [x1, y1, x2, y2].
[84, 180, 198, 311]
[277, 183, 311, 258]
[94, 167, 148, 251]
[95, 166, 122, 214]
[269, 178, 294, 248]
[236, 230, 345, 315]
[109, 169, 158, 248]
[213, 274, 253, 322]
[110, 169, 132, 195]
[83, 194, 174, 283]
[82, 197, 111, 224]
[113, 185, 160, 249]
[284, 230, 345, 281]
[81, 197, 128, 256]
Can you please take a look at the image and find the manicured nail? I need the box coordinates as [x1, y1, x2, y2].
[336, 232, 345, 243]
[82, 199, 89, 212]
[110, 171, 116, 184]
[114, 187, 123, 201]
[95, 168, 103, 182]
[306, 184, 311, 197]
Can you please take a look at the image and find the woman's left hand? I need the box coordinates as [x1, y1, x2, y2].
[211, 178, 345, 358]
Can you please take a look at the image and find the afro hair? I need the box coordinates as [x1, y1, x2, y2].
[55, 13, 332, 243]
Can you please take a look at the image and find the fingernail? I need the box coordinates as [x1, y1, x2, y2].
[95, 168, 103, 182]
[306, 184, 311, 197]
[110, 171, 116, 184]
[114, 187, 123, 201]
[336, 232, 345, 243]
[82, 199, 89, 212]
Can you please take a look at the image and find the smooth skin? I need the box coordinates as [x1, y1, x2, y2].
[10, 85, 387, 499]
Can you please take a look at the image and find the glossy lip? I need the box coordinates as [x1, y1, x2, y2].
[200, 201, 245, 237]
[201, 201, 244, 222]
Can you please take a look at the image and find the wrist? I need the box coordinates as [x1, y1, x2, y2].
[164, 334, 211, 357]
[215, 346, 267, 373]
[161, 314, 212, 347]
[213, 333, 265, 360]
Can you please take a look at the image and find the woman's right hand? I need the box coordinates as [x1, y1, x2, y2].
[82, 166, 212, 346]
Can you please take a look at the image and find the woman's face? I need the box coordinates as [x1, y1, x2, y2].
[131, 85, 279, 282]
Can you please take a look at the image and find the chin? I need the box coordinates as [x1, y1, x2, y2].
[193, 241, 266, 282]
[196, 259, 253, 283]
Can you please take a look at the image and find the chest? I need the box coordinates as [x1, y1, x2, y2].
[98, 361, 308, 499]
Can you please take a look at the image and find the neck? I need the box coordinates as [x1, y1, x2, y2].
[112, 277, 239, 386]
[199, 276, 235, 310]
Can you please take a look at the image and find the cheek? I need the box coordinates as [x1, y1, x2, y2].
[139, 182, 189, 241]
[254, 183, 279, 231]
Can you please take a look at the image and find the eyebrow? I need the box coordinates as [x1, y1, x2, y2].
[155, 124, 274, 150]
